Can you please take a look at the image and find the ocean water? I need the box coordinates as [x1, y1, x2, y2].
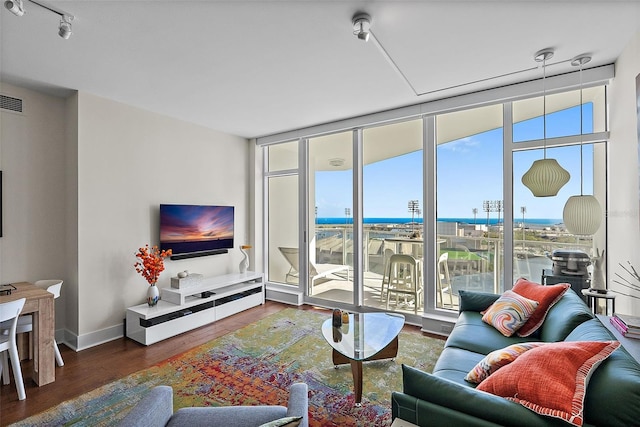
[317, 217, 563, 226]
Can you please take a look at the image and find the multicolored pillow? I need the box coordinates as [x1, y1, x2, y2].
[481, 290, 539, 337]
[512, 278, 570, 337]
[476, 341, 620, 427]
[465, 342, 546, 384]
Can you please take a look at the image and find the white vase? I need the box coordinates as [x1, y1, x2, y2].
[147, 284, 160, 306]
[239, 248, 249, 274]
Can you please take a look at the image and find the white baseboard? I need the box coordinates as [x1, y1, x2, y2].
[62, 323, 123, 352]
[265, 286, 304, 305]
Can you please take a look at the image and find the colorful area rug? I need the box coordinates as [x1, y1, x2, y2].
[13, 308, 444, 427]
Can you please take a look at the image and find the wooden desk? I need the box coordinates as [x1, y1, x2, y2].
[0, 282, 55, 385]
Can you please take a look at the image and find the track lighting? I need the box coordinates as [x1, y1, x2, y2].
[58, 15, 72, 39]
[3, 0, 75, 39]
[4, 0, 25, 16]
[352, 13, 371, 42]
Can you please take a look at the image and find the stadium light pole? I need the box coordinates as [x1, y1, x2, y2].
[521, 206, 527, 249]
[408, 200, 420, 233]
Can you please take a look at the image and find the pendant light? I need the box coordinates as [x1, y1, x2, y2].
[562, 56, 602, 235]
[521, 49, 570, 197]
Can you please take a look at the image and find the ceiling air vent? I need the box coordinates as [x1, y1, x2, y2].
[0, 94, 23, 113]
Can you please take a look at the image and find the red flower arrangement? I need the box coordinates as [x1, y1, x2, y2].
[134, 244, 172, 286]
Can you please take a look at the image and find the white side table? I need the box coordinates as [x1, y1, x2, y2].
[581, 289, 616, 316]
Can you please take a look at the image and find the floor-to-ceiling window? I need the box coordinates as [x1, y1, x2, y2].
[260, 74, 610, 324]
[436, 105, 505, 308]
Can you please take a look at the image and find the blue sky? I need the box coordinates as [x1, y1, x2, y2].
[316, 104, 597, 221]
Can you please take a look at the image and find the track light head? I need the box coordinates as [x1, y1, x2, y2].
[4, 0, 25, 16]
[352, 12, 371, 42]
[58, 15, 73, 39]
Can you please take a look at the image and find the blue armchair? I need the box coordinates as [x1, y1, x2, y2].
[118, 383, 309, 427]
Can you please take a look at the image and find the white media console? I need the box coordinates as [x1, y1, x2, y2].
[126, 271, 264, 345]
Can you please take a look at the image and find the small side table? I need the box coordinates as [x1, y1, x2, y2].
[582, 289, 616, 316]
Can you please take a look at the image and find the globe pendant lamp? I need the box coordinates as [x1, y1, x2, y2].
[521, 49, 570, 197]
[562, 55, 602, 235]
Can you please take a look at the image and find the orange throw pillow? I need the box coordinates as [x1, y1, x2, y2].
[512, 278, 570, 337]
[476, 341, 620, 427]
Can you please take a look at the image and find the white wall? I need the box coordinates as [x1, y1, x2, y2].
[0, 83, 69, 332]
[73, 92, 249, 348]
[609, 29, 640, 316]
[0, 85, 251, 350]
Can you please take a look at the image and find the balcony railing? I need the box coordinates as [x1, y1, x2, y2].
[303, 223, 593, 312]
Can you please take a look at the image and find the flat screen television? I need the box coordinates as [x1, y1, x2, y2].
[160, 204, 234, 259]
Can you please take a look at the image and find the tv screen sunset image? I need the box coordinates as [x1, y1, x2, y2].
[160, 205, 234, 254]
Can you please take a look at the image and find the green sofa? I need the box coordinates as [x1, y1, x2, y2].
[392, 289, 640, 426]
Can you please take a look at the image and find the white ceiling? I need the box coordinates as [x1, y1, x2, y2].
[1, 1, 639, 139]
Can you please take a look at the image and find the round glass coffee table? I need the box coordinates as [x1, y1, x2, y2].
[321, 312, 405, 406]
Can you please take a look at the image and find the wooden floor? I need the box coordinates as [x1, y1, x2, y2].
[0, 301, 436, 426]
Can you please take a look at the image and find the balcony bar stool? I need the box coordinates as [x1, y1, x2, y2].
[0, 280, 64, 367]
[385, 254, 423, 314]
[437, 253, 454, 308]
[0, 298, 27, 400]
[380, 248, 395, 302]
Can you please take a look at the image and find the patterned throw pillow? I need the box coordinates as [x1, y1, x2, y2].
[477, 341, 620, 427]
[258, 416, 303, 427]
[481, 290, 539, 337]
[512, 278, 570, 337]
[465, 342, 546, 384]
